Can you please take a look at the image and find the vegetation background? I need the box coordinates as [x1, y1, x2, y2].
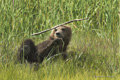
[0, 0, 119, 80]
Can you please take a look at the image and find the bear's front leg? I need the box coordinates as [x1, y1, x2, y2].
[37, 38, 63, 63]
[52, 38, 63, 46]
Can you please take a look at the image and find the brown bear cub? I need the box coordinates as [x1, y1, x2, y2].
[17, 25, 72, 63]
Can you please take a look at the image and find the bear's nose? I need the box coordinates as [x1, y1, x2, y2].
[56, 32, 60, 36]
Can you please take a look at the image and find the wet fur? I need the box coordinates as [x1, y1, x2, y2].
[17, 25, 72, 63]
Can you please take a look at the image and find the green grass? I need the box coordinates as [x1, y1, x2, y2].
[0, 0, 120, 80]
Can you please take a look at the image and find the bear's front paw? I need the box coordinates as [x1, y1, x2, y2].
[53, 38, 63, 45]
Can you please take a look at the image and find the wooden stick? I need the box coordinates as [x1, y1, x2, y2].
[32, 18, 88, 36]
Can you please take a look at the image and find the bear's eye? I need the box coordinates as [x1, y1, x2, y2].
[54, 29, 57, 31]
[62, 28, 65, 31]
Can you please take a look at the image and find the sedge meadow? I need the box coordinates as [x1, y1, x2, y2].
[0, 0, 120, 80]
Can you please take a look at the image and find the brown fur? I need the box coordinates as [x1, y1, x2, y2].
[17, 25, 72, 63]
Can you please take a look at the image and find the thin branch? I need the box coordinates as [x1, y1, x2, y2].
[32, 18, 88, 36]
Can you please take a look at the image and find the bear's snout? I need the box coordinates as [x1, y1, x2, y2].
[56, 32, 60, 36]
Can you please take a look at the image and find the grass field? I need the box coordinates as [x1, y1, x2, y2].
[0, 0, 120, 80]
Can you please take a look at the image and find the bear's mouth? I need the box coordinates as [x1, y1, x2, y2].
[56, 34, 65, 39]
[56, 35, 63, 38]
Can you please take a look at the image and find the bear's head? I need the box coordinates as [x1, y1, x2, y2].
[50, 25, 72, 44]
